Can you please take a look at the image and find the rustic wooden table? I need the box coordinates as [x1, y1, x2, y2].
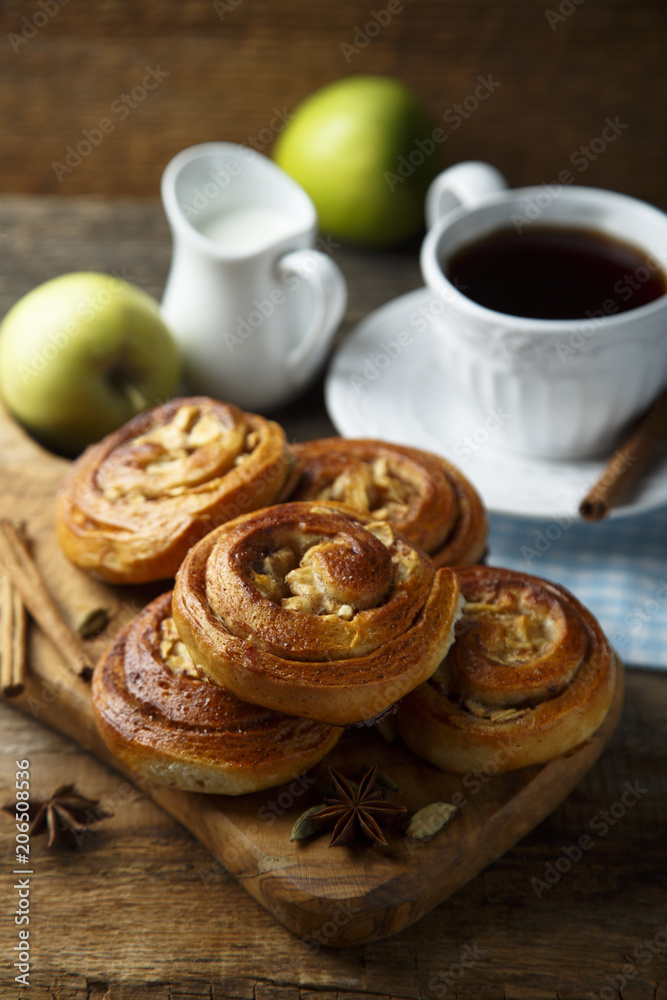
[0, 197, 665, 999]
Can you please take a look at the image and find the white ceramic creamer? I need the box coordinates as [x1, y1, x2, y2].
[161, 143, 347, 411]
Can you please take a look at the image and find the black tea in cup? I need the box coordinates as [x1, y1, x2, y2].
[445, 225, 667, 320]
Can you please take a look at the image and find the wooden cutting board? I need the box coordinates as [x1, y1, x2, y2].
[0, 404, 624, 948]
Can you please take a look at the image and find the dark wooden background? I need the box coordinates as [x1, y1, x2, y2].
[1, 0, 665, 205]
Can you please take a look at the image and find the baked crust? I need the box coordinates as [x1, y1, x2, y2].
[55, 397, 294, 583]
[92, 592, 343, 794]
[172, 500, 463, 726]
[398, 566, 618, 774]
[283, 438, 488, 566]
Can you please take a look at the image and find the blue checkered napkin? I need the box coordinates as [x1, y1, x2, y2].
[486, 506, 667, 669]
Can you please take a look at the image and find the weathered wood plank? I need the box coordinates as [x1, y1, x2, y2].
[1, 672, 665, 994]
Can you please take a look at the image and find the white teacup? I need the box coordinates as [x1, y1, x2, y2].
[420, 161, 667, 459]
[161, 143, 347, 412]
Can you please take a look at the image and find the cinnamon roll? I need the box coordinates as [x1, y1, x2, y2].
[172, 501, 463, 726]
[282, 438, 488, 566]
[56, 397, 294, 583]
[92, 592, 343, 794]
[398, 566, 618, 774]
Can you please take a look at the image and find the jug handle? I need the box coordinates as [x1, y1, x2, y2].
[277, 250, 348, 375]
[425, 161, 508, 229]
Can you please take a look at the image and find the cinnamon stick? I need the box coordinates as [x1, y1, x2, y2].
[0, 572, 27, 697]
[0, 520, 94, 680]
[579, 389, 667, 521]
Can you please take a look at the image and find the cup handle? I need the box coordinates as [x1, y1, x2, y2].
[425, 161, 508, 229]
[277, 249, 348, 377]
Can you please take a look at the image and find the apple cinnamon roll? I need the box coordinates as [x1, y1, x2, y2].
[56, 397, 294, 583]
[172, 501, 463, 726]
[398, 566, 618, 774]
[92, 592, 343, 794]
[282, 438, 488, 566]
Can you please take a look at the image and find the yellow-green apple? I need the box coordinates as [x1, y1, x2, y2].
[273, 75, 444, 247]
[0, 272, 181, 455]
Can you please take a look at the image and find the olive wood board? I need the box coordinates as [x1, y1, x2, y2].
[0, 404, 624, 948]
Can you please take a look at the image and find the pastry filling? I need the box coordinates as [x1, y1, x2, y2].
[461, 589, 557, 664]
[99, 404, 255, 501]
[432, 583, 584, 714]
[159, 616, 200, 679]
[462, 699, 529, 723]
[251, 520, 397, 618]
[314, 456, 416, 523]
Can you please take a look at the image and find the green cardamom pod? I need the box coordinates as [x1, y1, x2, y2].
[290, 804, 326, 842]
[76, 607, 112, 638]
[405, 802, 457, 841]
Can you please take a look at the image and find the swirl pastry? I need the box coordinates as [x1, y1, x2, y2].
[172, 501, 463, 726]
[92, 592, 343, 794]
[56, 397, 294, 584]
[398, 566, 618, 774]
[282, 438, 488, 567]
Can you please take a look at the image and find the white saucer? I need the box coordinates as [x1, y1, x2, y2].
[325, 288, 667, 520]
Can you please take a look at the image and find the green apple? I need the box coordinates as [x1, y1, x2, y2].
[0, 272, 180, 455]
[273, 75, 444, 247]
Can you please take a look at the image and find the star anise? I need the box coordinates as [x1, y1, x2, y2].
[309, 765, 407, 848]
[2, 784, 112, 849]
